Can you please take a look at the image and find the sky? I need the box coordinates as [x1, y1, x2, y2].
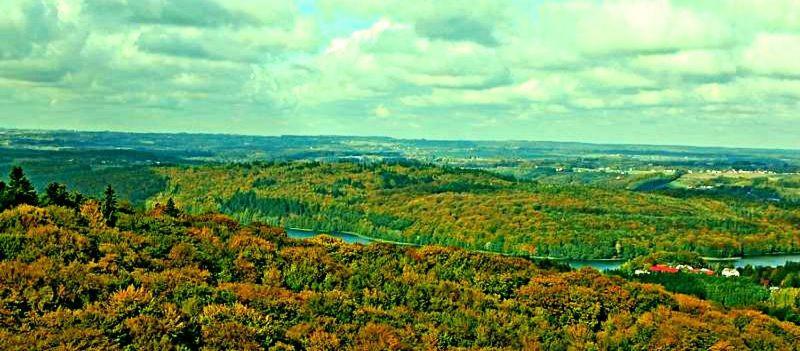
[1, 0, 799, 149]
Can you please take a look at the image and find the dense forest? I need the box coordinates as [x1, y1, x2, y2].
[0, 147, 169, 207]
[153, 162, 800, 260]
[2, 175, 800, 349]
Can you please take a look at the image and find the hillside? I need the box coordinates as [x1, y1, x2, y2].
[153, 162, 800, 260]
[1, 203, 799, 350]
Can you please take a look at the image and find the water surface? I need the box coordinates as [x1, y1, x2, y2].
[286, 229, 800, 269]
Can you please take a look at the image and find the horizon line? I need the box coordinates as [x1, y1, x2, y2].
[1, 127, 797, 153]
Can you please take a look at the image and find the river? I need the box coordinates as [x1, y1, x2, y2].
[286, 229, 800, 270]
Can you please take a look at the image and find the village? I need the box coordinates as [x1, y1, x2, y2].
[635, 264, 741, 278]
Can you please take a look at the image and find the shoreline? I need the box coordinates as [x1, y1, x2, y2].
[286, 227, 420, 247]
[287, 227, 627, 262]
[285, 227, 800, 263]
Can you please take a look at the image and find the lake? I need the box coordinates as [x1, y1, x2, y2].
[287, 229, 374, 245]
[286, 229, 800, 270]
[733, 254, 800, 268]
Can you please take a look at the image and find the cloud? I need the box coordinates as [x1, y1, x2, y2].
[535, 1, 732, 56]
[631, 50, 737, 77]
[0, 0, 72, 60]
[0, 0, 798, 148]
[741, 33, 800, 77]
[373, 104, 391, 117]
[415, 16, 497, 46]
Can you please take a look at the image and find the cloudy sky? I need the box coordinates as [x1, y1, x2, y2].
[1, 0, 799, 148]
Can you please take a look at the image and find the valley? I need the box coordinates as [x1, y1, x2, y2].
[3, 129, 800, 347]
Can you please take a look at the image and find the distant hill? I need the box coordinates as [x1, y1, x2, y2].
[3, 128, 799, 170]
[152, 162, 800, 259]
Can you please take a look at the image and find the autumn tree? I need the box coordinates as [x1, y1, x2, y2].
[81, 200, 106, 229]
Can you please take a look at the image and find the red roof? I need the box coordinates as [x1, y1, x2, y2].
[649, 264, 679, 273]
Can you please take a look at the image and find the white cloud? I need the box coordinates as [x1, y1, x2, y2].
[539, 0, 733, 55]
[580, 67, 655, 89]
[374, 104, 391, 117]
[741, 33, 800, 77]
[1, 0, 799, 147]
[631, 50, 737, 76]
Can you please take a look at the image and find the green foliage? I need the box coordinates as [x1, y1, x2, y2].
[0, 181, 7, 210]
[165, 197, 180, 217]
[42, 182, 69, 207]
[633, 273, 770, 308]
[0, 199, 799, 349]
[0, 234, 24, 259]
[1, 167, 38, 210]
[220, 191, 311, 224]
[102, 185, 117, 227]
[622, 251, 706, 271]
[156, 162, 800, 260]
[740, 262, 800, 288]
[621, 261, 800, 323]
[252, 177, 277, 188]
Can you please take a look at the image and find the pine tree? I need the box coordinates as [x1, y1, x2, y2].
[0, 180, 7, 210]
[8, 166, 37, 206]
[71, 191, 85, 208]
[43, 182, 70, 207]
[165, 197, 180, 217]
[102, 185, 118, 227]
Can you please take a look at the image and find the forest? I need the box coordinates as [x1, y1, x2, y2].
[616, 251, 800, 324]
[1, 169, 800, 350]
[153, 161, 800, 260]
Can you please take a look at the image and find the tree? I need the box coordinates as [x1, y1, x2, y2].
[43, 182, 70, 207]
[81, 200, 106, 229]
[0, 180, 7, 210]
[71, 191, 86, 208]
[8, 166, 37, 206]
[782, 273, 800, 288]
[165, 197, 180, 217]
[102, 185, 118, 227]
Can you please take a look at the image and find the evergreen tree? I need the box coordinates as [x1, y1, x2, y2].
[0, 180, 7, 210]
[102, 185, 117, 227]
[71, 191, 86, 207]
[165, 197, 180, 217]
[8, 166, 37, 206]
[43, 182, 70, 207]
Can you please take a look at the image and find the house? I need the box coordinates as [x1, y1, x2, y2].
[649, 264, 679, 273]
[647, 264, 716, 275]
[721, 268, 740, 277]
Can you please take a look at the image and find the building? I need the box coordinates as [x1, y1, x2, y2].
[649, 264, 679, 273]
[721, 268, 740, 277]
